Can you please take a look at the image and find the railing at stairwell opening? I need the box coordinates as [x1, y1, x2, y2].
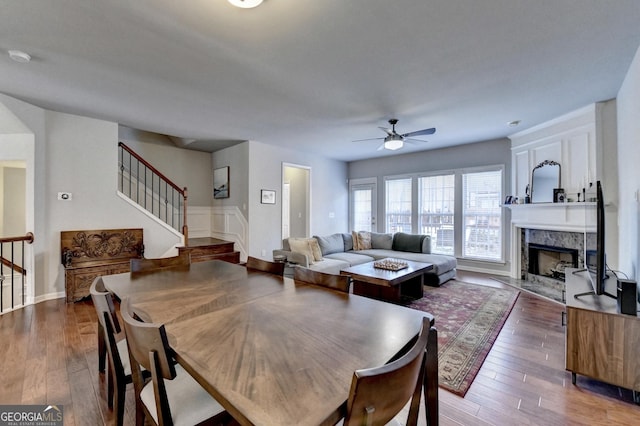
[1, 232, 34, 314]
[118, 142, 189, 241]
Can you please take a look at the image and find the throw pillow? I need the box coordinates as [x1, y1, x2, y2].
[288, 238, 316, 264]
[357, 231, 372, 250]
[351, 231, 361, 251]
[309, 238, 324, 261]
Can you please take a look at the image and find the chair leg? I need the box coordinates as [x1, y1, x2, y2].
[107, 363, 114, 409]
[114, 381, 126, 426]
[424, 326, 439, 426]
[98, 324, 106, 373]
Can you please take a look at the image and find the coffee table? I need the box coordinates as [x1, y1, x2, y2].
[341, 259, 434, 302]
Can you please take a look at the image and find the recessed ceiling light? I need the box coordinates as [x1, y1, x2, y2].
[8, 50, 31, 63]
[508, 120, 521, 127]
[228, 0, 263, 8]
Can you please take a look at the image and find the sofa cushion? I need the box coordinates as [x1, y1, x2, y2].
[422, 235, 432, 254]
[354, 249, 456, 276]
[325, 252, 374, 266]
[370, 232, 393, 250]
[342, 233, 353, 251]
[392, 232, 426, 253]
[314, 233, 344, 256]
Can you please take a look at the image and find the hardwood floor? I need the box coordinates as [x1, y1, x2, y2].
[1, 271, 638, 425]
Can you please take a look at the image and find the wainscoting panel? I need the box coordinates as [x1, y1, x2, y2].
[211, 206, 248, 261]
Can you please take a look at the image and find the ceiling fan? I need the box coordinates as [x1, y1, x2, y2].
[353, 119, 436, 151]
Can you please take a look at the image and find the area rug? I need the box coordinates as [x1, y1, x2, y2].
[403, 280, 519, 397]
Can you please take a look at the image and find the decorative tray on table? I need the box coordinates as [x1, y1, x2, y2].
[373, 258, 408, 271]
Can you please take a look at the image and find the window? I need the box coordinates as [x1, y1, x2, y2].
[385, 178, 412, 233]
[462, 170, 502, 261]
[418, 174, 455, 255]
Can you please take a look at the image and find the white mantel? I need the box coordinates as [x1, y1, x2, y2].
[507, 202, 595, 278]
[507, 202, 596, 233]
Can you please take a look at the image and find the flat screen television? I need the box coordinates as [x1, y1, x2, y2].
[576, 181, 615, 299]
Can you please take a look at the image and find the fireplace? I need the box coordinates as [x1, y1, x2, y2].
[528, 243, 579, 281]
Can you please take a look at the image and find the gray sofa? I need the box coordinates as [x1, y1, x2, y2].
[273, 232, 456, 286]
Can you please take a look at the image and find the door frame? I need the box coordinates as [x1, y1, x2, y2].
[349, 177, 377, 232]
[282, 162, 312, 239]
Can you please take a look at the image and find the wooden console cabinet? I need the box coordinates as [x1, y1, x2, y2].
[565, 269, 640, 400]
[61, 228, 144, 302]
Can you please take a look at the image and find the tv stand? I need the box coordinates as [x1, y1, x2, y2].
[565, 269, 640, 404]
[573, 289, 617, 300]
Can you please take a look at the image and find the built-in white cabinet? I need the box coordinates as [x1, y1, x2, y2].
[510, 104, 602, 200]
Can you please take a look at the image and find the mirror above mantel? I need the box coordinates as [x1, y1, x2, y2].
[531, 160, 561, 203]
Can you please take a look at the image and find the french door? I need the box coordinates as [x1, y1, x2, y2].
[349, 178, 377, 232]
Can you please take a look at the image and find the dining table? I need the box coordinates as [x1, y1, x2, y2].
[102, 260, 438, 426]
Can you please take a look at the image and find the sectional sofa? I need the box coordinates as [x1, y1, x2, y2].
[273, 231, 456, 286]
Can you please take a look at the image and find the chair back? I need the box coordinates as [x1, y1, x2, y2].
[120, 298, 177, 381]
[293, 267, 351, 293]
[246, 256, 285, 275]
[90, 276, 121, 334]
[130, 253, 191, 273]
[343, 317, 430, 426]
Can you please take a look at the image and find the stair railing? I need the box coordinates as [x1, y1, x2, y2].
[1, 232, 34, 313]
[118, 142, 188, 241]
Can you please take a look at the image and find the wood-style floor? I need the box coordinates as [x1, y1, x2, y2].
[1, 271, 639, 425]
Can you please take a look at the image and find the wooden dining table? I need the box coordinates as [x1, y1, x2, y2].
[102, 260, 438, 426]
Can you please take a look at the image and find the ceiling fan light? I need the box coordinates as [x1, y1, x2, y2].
[384, 139, 403, 150]
[228, 0, 263, 8]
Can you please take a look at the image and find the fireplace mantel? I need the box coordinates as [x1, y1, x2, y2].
[506, 202, 596, 232]
[507, 202, 596, 279]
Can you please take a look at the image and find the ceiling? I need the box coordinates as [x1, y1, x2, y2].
[1, 0, 639, 162]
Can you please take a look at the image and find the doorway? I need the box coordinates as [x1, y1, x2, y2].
[0, 101, 35, 312]
[349, 178, 377, 232]
[282, 163, 311, 239]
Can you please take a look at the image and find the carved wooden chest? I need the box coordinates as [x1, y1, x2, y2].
[61, 228, 144, 302]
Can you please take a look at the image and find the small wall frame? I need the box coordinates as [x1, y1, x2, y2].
[261, 189, 276, 204]
[213, 166, 229, 199]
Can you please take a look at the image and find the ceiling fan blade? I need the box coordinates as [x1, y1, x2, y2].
[378, 126, 393, 136]
[376, 142, 386, 151]
[352, 137, 384, 143]
[402, 127, 436, 138]
[404, 138, 430, 144]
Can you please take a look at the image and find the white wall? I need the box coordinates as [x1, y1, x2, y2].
[616, 44, 640, 279]
[247, 141, 348, 259]
[119, 126, 213, 206]
[1, 94, 182, 302]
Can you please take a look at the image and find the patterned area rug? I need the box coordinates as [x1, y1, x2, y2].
[403, 280, 519, 397]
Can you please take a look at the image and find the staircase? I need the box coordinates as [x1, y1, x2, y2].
[118, 142, 189, 239]
[179, 237, 240, 263]
[118, 143, 240, 262]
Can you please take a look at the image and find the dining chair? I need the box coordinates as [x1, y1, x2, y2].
[90, 277, 135, 426]
[342, 316, 431, 426]
[130, 253, 191, 273]
[120, 298, 231, 426]
[245, 256, 285, 275]
[293, 266, 351, 293]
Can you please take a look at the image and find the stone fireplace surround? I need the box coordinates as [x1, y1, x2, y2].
[501, 203, 596, 303]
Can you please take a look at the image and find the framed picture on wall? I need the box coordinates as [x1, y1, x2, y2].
[213, 166, 229, 199]
[261, 189, 276, 204]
